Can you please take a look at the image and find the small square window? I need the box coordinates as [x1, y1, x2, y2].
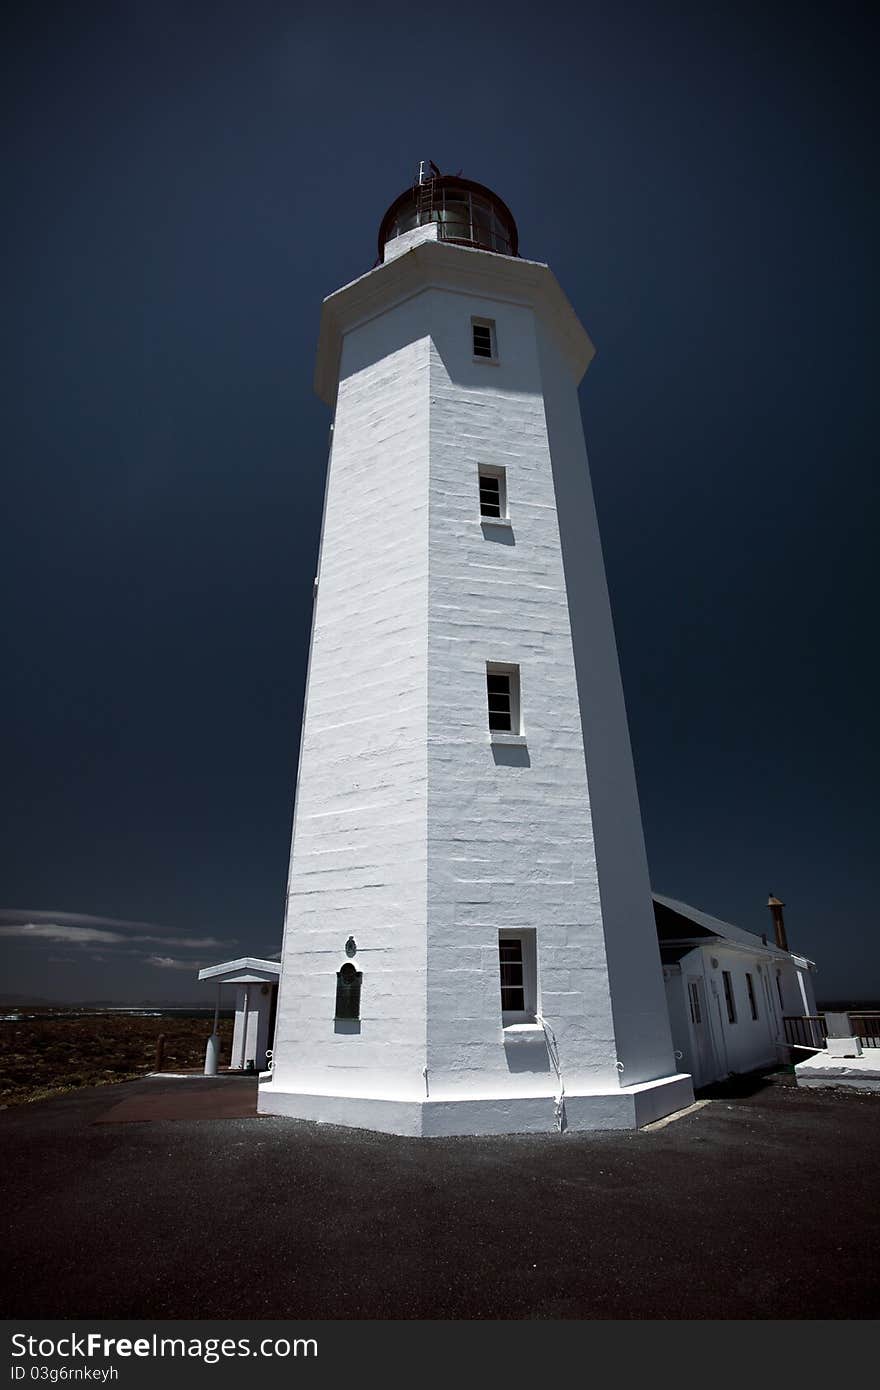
[472, 317, 496, 360]
[478, 466, 507, 519]
[486, 662, 521, 735]
[499, 929, 537, 1023]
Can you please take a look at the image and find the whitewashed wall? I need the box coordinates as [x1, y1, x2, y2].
[776, 957, 817, 1019]
[536, 323, 678, 1087]
[663, 969, 693, 1077]
[232, 984, 274, 1070]
[270, 299, 431, 1101]
[425, 286, 622, 1100]
[670, 944, 791, 1084]
[264, 239, 689, 1132]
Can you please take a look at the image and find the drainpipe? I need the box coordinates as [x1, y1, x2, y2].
[768, 894, 789, 952]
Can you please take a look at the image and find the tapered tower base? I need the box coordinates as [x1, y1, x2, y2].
[257, 1073, 694, 1138]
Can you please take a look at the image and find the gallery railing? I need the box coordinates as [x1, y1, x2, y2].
[783, 1015, 827, 1050]
[850, 1013, 880, 1048]
[784, 1012, 880, 1050]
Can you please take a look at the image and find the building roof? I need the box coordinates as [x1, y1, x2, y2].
[197, 957, 280, 983]
[652, 893, 790, 959]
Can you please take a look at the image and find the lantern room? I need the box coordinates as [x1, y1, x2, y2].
[378, 172, 519, 262]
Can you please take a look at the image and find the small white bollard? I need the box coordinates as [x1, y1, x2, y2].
[204, 1033, 220, 1076]
[824, 1012, 862, 1059]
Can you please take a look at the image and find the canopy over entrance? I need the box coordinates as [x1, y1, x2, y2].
[197, 958, 280, 1074]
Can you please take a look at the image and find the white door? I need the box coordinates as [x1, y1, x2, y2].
[686, 976, 716, 1088]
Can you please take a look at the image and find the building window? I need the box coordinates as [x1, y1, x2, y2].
[722, 970, 737, 1024]
[479, 466, 507, 519]
[688, 980, 702, 1026]
[487, 662, 520, 734]
[499, 930, 537, 1023]
[334, 963, 362, 1021]
[472, 318, 496, 360]
[745, 972, 759, 1020]
[776, 971, 784, 1010]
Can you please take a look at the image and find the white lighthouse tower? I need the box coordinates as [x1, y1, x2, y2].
[259, 170, 693, 1136]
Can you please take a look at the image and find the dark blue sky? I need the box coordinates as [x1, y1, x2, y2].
[2, 1, 877, 1003]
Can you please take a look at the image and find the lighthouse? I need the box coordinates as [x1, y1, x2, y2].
[258, 170, 693, 1136]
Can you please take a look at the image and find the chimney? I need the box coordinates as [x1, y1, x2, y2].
[768, 894, 789, 952]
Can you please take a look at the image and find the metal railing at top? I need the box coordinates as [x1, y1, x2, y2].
[783, 1016, 827, 1050]
[850, 1013, 880, 1048]
[784, 1012, 880, 1050]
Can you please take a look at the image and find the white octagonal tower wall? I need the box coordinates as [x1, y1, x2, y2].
[424, 285, 621, 1101]
[260, 223, 693, 1136]
[269, 294, 431, 1105]
[534, 320, 677, 1086]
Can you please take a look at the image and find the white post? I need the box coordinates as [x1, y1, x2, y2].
[242, 984, 251, 1069]
[204, 981, 221, 1075]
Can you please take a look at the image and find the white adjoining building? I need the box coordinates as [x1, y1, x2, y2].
[197, 958, 280, 1073]
[257, 168, 693, 1137]
[654, 894, 818, 1088]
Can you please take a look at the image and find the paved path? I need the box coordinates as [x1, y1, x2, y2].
[92, 1074, 259, 1123]
[1, 1072, 877, 1319]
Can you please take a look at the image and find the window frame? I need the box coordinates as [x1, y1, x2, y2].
[334, 962, 363, 1022]
[486, 661, 522, 738]
[687, 979, 702, 1026]
[745, 972, 759, 1021]
[722, 970, 737, 1024]
[472, 316, 498, 362]
[499, 929, 537, 1026]
[478, 464, 508, 522]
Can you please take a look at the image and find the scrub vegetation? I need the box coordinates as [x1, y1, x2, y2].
[0, 1009, 235, 1106]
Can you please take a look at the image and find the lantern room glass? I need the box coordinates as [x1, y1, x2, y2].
[382, 180, 517, 259]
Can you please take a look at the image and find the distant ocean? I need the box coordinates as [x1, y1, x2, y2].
[0, 1007, 232, 1023]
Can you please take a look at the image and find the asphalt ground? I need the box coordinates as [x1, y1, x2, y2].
[1, 1071, 877, 1320]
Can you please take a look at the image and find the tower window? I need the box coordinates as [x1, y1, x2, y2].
[499, 937, 524, 1011]
[745, 972, 759, 1020]
[486, 663, 520, 734]
[499, 930, 537, 1023]
[472, 318, 496, 360]
[335, 963, 362, 1021]
[479, 466, 507, 519]
[722, 970, 737, 1024]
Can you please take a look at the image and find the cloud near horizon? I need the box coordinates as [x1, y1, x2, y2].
[146, 955, 209, 971]
[0, 923, 229, 949]
[0, 910, 234, 968]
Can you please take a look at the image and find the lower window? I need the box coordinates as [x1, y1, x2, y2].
[335, 963, 362, 1021]
[487, 662, 521, 735]
[498, 929, 537, 1024]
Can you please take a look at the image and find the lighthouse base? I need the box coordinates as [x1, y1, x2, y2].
[257, 1073, 694, 1138]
